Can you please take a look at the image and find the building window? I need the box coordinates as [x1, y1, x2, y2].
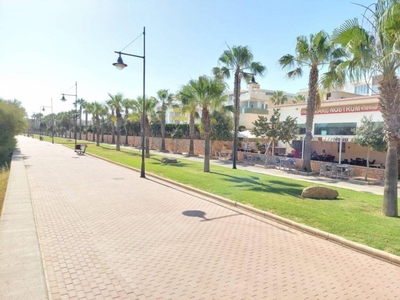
[314, 123, 357, 135]
[297, 124, 306, 134]
[354, 84, 369, 95]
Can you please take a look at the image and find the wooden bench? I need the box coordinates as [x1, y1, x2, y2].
[74, 144, 87, 155]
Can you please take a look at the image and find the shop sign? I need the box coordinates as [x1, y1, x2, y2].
[300, 103, 379, 115]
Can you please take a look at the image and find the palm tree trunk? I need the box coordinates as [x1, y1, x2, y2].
[379, 76, 400, 217]
[189, 113, 195, 156]
[302, 65, 319, 172]
[383, 139, 398, 216]
[365, 147, 370, 181]
[204, 136, 210, 172]
[232, 69, 241, 169]
[202, 108, 211, 172]
[161, 115, 166, 151]
[145, 118, 150, 158]
[96, 118, 100, 146]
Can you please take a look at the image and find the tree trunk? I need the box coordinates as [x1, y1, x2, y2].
[302, 65, 319, 172]
[204, 136, 210, 172]
[116, 114, 121, 151]
[96, 118, 100, 146]
[161, 114, 166, 151]
[145, 118, 150, 158]
[232, 69, 241, 169]
[383, 139, 398, 216]
[379, 75, 400, 217]
[189, 113, 195, 156]
[365, 147, 370, 181]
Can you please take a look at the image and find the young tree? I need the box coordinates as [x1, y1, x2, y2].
[331, 0, 400, 216]
[210, 110, 233, 142]
[251, 109, 298, 159]
[213, 45, 266, 169]
[279, 30, 343, 173]
[353, 116, 386, 181]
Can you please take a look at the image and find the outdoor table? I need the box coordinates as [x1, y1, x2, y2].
[336, 164, 349, 179]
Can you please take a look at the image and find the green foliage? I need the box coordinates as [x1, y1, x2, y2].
[171, 127, 184, 139]
[210, 110, 233, 141]
[0, 99, 27, 166]
[251, 109, 298, 144]
[353, 115, 386, 152]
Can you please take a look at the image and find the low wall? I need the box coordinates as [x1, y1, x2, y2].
[83, 133, 232, 157]
[309, 160, 384, 180]
[81, 133, 386, 180]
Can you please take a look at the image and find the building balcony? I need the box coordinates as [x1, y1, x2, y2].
[242, 108, 269, 114]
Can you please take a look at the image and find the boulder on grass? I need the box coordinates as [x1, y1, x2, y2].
[301, 186, 338, 200]
[161, 157, 178, 164]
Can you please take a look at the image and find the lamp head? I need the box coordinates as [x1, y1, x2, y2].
[61, 94, 66, 102]
[113, 54, 128, 70]
[42, 107, 45, 111]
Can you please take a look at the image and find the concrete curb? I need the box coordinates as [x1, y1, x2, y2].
[82, 150, 400, 267]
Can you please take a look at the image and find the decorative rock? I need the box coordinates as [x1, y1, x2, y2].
[161, 157, 178, 164]
[301, 186, 339, 200]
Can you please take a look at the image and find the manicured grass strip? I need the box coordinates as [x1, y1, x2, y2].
[57, 138, 400, 256]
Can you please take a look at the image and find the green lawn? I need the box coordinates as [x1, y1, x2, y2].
[44, 136, 400, 256]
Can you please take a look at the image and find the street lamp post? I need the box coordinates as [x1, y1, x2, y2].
[61, 82, 78, 147]
[41, 98, 54, 144]
[112, 26, 146, 178]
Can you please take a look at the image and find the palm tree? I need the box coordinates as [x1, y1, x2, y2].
[91, 102, 107, 146]
[75, 98, 86, 140]
[82, 101, 93, 140]
[331, 1, 400, 217]
[132, 96, 158, 158]
[155, 89, 174, 152]
[122, 98, 135, 146]
[176, 84, 200, 156]
[107, 93, 124, 151]
[270, 91, 288, 106]
[213, 45, 266, 169]
[186, 75, 227, 172]
[279, 30, 342, 172]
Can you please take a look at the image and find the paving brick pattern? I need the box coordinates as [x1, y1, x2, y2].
[16, 137, 400, 299]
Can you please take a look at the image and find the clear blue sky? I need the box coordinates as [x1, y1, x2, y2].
[0, 0, 372, 117]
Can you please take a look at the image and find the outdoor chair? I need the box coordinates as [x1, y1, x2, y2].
[342, 166, 352, 180]
[330, 164, 339, 179]
[319, 164, 328, 177]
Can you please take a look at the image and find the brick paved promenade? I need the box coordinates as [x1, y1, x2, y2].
[1, 136, 400, 299]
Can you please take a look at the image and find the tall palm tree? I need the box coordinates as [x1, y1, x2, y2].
[122, 98, 135, 146]
[331, 1, 400, 217]
[155, 89, 174, 152]
[270, 91, 288, 106]
[176, 84, 200, 156]
[132, 96, 158, 158]
[91, 102, 107, 146]
[82, 101, 93, 140]
[75, 98, 86, 140]
[279, 30, 342, 172]
[107, 93, 124, 151]
[186, 75, 227, 172]
[213, 45, 266, 169]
